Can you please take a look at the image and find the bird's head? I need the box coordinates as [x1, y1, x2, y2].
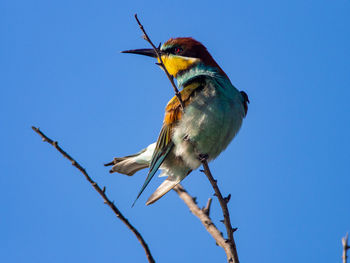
[122, 37, 226, 78]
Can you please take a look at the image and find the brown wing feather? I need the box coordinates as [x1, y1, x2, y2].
[164, 80, 204, 125]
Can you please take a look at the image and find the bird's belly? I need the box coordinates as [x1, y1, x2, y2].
[172, 87, 244, 170]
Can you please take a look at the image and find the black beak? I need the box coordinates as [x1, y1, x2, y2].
[121, 48, 159, 58]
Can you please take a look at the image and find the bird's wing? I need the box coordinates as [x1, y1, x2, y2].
[132, 79, 205, 206]
[163, 78, 205, 125]
[132, 124, 174, 206]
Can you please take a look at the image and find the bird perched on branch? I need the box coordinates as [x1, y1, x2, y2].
[105, 37, 249, 206]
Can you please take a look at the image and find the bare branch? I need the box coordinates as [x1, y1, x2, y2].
[173, 185, 235, 262]
[201, 159, 239, 263]
[31, 126, 155, 263]
[343, 233, 350, 263]
[134, 14, 185, 110]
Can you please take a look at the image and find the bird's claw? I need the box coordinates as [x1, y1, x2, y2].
[198, 153, 209, 162]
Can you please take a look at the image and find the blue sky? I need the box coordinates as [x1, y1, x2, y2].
[1, 0, 350, 262]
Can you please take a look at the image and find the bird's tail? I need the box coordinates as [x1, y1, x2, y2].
[104, 143, 156, 176]
[146, 169, 191, 205]
[105, 157, 148, 176]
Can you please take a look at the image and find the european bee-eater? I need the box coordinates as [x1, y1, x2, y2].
[105, 37, 249, 206]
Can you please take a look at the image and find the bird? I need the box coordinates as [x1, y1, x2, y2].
[105, 37, 249, 206]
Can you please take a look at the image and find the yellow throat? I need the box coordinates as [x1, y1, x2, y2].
[159, 55, 199, 77]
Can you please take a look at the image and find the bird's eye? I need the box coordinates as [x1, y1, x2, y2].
[174, 47, 183, 54]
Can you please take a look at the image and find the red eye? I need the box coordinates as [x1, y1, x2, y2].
[174, 47, 182, 54]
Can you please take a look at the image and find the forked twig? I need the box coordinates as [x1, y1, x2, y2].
[174, 185, 235, 262]
[32, 126, 155, 263]
[201, 160, 239, 263]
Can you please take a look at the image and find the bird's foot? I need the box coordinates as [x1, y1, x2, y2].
[198, 153, 209, 162]
[183, 136, 208, 162]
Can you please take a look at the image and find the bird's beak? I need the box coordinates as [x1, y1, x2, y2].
[121, 48, 159, 58]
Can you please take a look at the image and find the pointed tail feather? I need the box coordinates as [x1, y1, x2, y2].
[132, 143, 174, 207]
[145, 177, 182, 205]
[146, 169, 191, 205]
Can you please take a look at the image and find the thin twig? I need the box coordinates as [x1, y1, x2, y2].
[202, 197, 213, 216]
[32, 126, 155, 263]
[173, 185, 235, 262]
[201, 159, 239, 263]
[343, 233, 350, 263]
[134, 14, 185, 110]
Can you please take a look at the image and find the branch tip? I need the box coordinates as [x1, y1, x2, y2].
[224, 194, 231, 203]
[133, 14, 185, 110]
[202, 198, 212, 216]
